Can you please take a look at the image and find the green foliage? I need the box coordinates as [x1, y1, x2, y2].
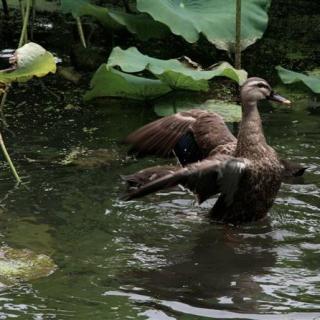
[84, 66, 171, 101]
[85, 46, 247, 101]
[85, 47, 247, 100]
[108, 47, 247, 87]
[60, 0, 169, 40]
[136, 0, 271, 52]
[155, 97, 242, 122]
[201, 99, 242, 122]
[276, 66, 320, 94]
[0, 43, 56, 84]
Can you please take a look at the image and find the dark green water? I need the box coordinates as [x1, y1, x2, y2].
[0, 93, 319, 319]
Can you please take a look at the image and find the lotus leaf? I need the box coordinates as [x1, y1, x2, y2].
[84, 66, 172, 101]
[136, 0, 271, 52]
[155, 97, 242, 122]
[0, 43, 56, 84]
[276, 66, 320, 94]
[0, 246, 56, 285]
[107, 47, 248, 88]
[60, 0, 169, 40]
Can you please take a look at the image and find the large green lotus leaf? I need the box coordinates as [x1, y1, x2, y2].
[60, 0, 169, 40]
[276, 66, 320, 94]
[137, 0, 271, 51]
[0, 246, 56, 285]
[84, 66, 172, 101]
[107, 47, 248, 87]
[0, 43, 56, 84]
[155, 96, 241, 122]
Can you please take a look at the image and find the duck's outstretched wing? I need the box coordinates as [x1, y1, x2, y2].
[121, 155, 249, 204]
[125, 109, 236, 161]
[121, 165, 179, 190]
[192, 112, 236, 155]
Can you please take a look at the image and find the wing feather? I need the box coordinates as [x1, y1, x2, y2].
[125, 112, 198, 156]
[122, 155, 249, 204]
[193, 113, 236, 154]
[125, 109, 236, 158]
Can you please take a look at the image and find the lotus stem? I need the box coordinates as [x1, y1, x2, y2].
[235, 0, 241, 69]
[30, 0, 36, 40]
[0, 132, 22, 184]
[18, 0, 31, 48]
[76, 17, 87, 48]
[122, 0, 132, 13]
[19, 1, 27, 43]
[2, 0, 9, 17]
[0, 86, 9, 128]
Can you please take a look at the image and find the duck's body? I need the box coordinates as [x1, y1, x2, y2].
[212, 152, 282, 224]
[121, 78, 301, 224]
[215, 95, 282, 223]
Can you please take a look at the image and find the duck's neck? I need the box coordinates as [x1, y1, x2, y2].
[236, 101, 267, 158]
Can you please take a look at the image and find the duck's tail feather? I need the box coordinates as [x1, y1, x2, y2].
[280, 159, 307, 179]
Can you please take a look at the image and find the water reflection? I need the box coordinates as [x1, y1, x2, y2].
[119, 220, 276, 314]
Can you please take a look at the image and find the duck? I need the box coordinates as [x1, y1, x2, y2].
[121, 77, 304, 224]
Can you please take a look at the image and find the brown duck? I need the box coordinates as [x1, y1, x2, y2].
[121, 78, 305, 224]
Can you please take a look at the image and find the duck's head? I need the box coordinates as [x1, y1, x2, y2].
[240, 77, 291, 105]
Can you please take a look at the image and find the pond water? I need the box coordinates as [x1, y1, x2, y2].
[0, 85, 319, 319]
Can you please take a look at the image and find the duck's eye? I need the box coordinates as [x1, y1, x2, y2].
[257, 83, 267, 89]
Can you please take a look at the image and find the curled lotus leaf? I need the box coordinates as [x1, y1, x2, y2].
[136, 0, 271, 52]
[107, 46, 248, 88]
[0, 42, 56, 84]
[276, 66, 320, 94]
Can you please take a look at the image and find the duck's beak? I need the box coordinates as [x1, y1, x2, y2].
[267, 92, 291, 106]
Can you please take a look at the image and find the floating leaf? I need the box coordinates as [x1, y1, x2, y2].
[60, 0, 169, 40]
[154, 92, 203, 116]
[136, 0, 271, 51]
[0, 43, 56, 84]
[108, 46, 247, 88]
[84, 66, 172, 101]
[276, 66, 320, 94]
[0, 246, 56, 285]
[202, 99, 242, 122]
[155, 96, 241, 122]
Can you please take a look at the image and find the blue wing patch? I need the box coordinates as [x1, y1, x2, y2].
[173, 132, 203, 166]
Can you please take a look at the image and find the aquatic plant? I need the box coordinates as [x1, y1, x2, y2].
[154, 98, 242, 122]
[0, 246, 56, 285]
[84, 46, 247, 101]
[59, 0, 271, 69]
[60, 0, 170, 43]
[0, 42, 56, 183]
[276, 66, 320, 94]
[136, 0, 271, 67]
[82, 0, 272, 122]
